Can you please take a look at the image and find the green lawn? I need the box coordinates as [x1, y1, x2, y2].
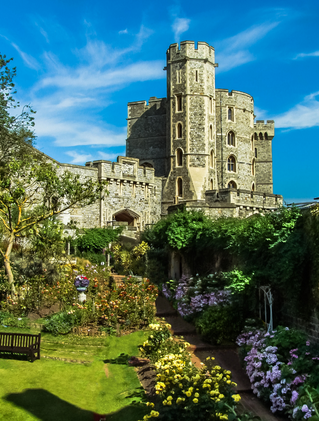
[0, 328, 149, 421]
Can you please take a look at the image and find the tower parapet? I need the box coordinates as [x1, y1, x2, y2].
[254, 120, 274, 140]
[167, 41, 216, 63]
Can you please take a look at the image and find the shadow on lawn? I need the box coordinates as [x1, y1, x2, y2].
[5, 388, 148, 421]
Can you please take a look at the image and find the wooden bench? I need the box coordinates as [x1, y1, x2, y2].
[0, 332, 41, 362]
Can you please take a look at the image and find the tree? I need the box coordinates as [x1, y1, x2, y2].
[0, 54, 36, 163]
[0, 156, 108, 293]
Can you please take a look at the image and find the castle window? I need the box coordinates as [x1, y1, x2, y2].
[259, 132, 263, 140]
[227, 156, 236, 172]
[228, 180, 237, 189]
[254, 132, 258, 140]
[264, 132, 268, 140]
[255, 148, 258, 158]
[176, 95, 182, 112]
[252, 158, 255, 176]
[228, 107, 234, 121]
[177, 123, 182, 139]
[176, 148, 183, 167]
[227, 131, 235, 146]
[176, 69, 181, 84]
[251, 182, 255, 191]
[210, 150, 214, 168]
[209, 124, 213, 140]
[251, 135, 254, 151]
[210, 179, 214, 190]
[177, 178, 183, 198]
[195, 70, 198, 82]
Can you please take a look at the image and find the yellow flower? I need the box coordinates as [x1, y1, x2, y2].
[146, 402, 155, 407]
[150, 410, 159, 417]
[232, 394, 241, 402]
[167, 396, 173, 401]
[194, 393, 199, 397]
[193, 398, 198, 404]
[186, 391, 192, 397]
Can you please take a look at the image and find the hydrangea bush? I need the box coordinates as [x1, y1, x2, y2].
[237, 325, 319, 420]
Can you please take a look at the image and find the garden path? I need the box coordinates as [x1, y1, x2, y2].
[155, 295, 287, 421]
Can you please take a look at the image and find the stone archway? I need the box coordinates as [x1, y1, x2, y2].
[113, 209, 140, 227]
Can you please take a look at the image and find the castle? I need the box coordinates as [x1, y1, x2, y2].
[59, 41, 283, 232]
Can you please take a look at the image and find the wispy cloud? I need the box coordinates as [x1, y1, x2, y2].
[275, 91, 319, 129]
[216, 22, 280, 72]
[172, 18, 190, 43]
[119, 29, 128, 34]
[4, 41, 40, 70]
[66, 150, 93, 164]
[294, 51, 319, 60]
[34, 21, 49, 43]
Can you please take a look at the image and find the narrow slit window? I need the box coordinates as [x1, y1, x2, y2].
[195, 70, 198, 82]
[177, 178, 183, 197]
[176, 69, 181, 84]
[176, 95, 182, 112]
[252, 159, 255, 176]
[177, 123, 182, 139]
[255, 148, 258, 158]
[176, 148, 183, 166]
[228, 107, 234, 121]
[210, 150, 214, 168]
[210, 179, 214, 190]
[209, 125, 213, 140]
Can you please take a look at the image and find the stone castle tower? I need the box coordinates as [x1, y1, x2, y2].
[57, 40, 282, 233]
[127, 41, 281, 218]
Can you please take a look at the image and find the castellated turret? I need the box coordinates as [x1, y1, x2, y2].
[126, 41, 282, 218]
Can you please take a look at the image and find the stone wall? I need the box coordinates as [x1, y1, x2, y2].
[127, 97, 167, 177]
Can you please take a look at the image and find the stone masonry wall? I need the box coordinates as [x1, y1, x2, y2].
[127, 97, 167, 177]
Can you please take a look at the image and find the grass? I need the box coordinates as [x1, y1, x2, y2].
[0, 327, 150, 421]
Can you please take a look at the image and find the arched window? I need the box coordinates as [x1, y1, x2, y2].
[177, 178, 183, 198]
[177, 123, 182, 139]
[251, 182, 255, 191]
[227, 156, 236, 172]
[228, 180, 237, 189]
[176, 95, 182, 112]
[210, 179, 214, 190]
[209, 125, 213, 140]
[255, 148, 258, 158]
[259, 132, 263, 140]
[227, 131, 235, 146]
[254, 132, 258, 140]
[264, 132, 268, 140]
[210, 150, 214, 168]
[251, 135, 254, 151]
[228, 107, 234, 121]
[176, 148, 183, 167]
[251, 158, 255, 176]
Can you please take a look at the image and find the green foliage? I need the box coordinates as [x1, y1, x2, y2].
[194, 304, 244, 344]
[224, 270, 252, 294]
[42, 309, 91, 335]
[0, 311, 29, 328]
[28, 218, 66, 259]
[75, 227, 123, 254]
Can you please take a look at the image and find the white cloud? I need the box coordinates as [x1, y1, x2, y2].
[98, 151, 123, 160]
[216, 22, 279, 72]
[275, 91, 319, 129]
[172, 18, 190, 43]
[294, 51, 319, 60]
[119, 29, 128, 34]
[11, 43, 40, 70]
[66, 150, 93, 164]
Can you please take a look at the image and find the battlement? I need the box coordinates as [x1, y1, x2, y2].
[167, 40, 215, 62]
[88, 156, 156, 184]
[127, 97, 166, 119]
[254, 120, 275, 139]
[216, 89, 254, 112]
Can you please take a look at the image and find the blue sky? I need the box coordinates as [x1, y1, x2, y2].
[1, 0, 318, 203]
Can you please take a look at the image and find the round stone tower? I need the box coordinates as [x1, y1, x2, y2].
[162, 41, 218, 209]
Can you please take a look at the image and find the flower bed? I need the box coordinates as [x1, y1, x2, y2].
[139, 322, 259, 421]
[237, 325, 319, 420]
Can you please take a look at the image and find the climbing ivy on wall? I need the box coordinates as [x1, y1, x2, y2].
[143, 207, 318, 318]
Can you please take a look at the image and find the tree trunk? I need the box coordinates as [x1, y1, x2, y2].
[4, 234, 15, 295]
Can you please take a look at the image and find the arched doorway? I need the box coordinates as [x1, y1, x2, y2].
[113, 209, 140, 227]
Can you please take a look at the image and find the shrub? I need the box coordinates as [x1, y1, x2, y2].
[43, 308, 91, 335]
[194, 304, 244, 344]
[0, 311, 29, 328]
